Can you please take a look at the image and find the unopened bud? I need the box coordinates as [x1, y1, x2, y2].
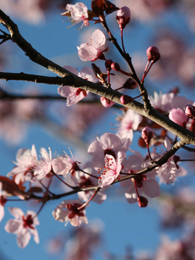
[185, 104, 195, 120]
[100, 97, 115, 107]
[111, 62, 121, 71]
[169, 108, 188, 127]
[146, 46, 160, 63]
[141, 127, 154, 145]
[138, 196, 148, 208]
[120, 95, 133, 104]
[116, 6, 131, 30]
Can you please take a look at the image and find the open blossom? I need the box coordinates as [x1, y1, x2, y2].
[72, 163, 107, 203]
[77, 29, 108, 61]
[7, 145, 38, 184]
[32, 147, 53, 182]
[121, 152, 160, 204]
[117, 109, 143, 142]
[150, 91, 193, 114]
[63, 2, 89, 28]
[52, 199, 88, 227]
[98, 151, 126, 188]
[88, 133, 130, 169]
[58, 66, 97, 106]
[156, 138, 187, 185]
[53, 152, 80, 177]
[5, 207, 39, 248]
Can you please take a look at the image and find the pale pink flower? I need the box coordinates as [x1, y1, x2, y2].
[117, 109, 143, 142]
[7, 145, 38, 184]
[121, 152, 160, 204]
[72, 163, 107, 203]
[156, 138, 187, 185]
[32, 147, 53, 182]
[88, 133, 130, 169]
[169, 108, 188, 127]
[5, 207, 39, 248]
[58, 66, 97, 106]
[98, 151, 126, 188]
[150, 91, 193, 114]
[64, 2, 89, 28]
[52, 199, 88, 227]
[77, 29, 108, 61]
[53, 151, 80, 177]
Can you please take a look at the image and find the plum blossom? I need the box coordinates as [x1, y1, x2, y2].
[52, 199, 88, 227]
[150, 91, 193, 114]
[72, 163, 107, 203]
[58, 66, 97, 106]
[5, 207, 39, 248]
[88, 133, 130, 169]
[77, 29, 108, 61]
[98, 151, 126, 188]
[156, 138, 187, 185]
[121, 152, 160, 205]
[63, 3, 89, 28]
[53, 152, 80, 177]
[32, 147, 53, 182]
[117, 109, 143, 141]
[7, 145, 38, 184]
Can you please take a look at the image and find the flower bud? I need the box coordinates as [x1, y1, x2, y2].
[116, 6, 131, 30]
[146, 46, 160, 63]
[120, 95, 133, 104]
[100, 97, 115, 107]
[185, 104, 195, 120]
[138, 196, 148, 208]
[169, 108, 188, 127]
[141, 127, 154, 145]
[111, 62, 120, 71]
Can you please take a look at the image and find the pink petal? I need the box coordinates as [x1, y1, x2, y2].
[0, 205, 4, 222]
[91, 29, 106, 50]
[9, 207, 24, 219]
[143, 179, 160, 198]
[5, 219, 22, 234]
[17, 230, 31, 248]
[77, 43, 98, 61]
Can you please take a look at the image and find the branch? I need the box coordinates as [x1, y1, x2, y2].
[1, 10, 195, 146]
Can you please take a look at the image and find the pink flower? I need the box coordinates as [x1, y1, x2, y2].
[185, 104, 195, 120]
[77, 29, 108, 61]
[58, 66, 97, 106]
[72, 162, 107, 204]
[117, 109, 143, 141]
[121, 152, 160, 204]
[98, 151, 126, 188]
[88, 133, 130, 169]
[32, 147, 53, 182]
[53, 152, 80, 177]
[64, 2, 89, 28]
[156, 138, 187, 185]
[7, 145, 38, 184]
[150, 92, 193, 114]
[5, 207, 39, 248]
[52, 199, 88, 227]
[169, 108, 188, 127]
